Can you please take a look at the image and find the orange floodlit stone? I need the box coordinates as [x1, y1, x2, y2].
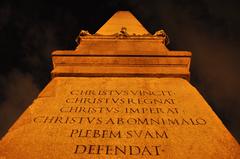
[0, 11, 239, 159]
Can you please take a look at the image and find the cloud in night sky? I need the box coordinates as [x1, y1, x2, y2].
[0, 0, 239, 142]
[0, 69, 39, 137]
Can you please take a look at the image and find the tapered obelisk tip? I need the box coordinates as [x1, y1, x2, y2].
[96, 11, 150, 35]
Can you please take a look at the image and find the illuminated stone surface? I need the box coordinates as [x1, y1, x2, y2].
[0, 11, 239, 158]
[52, 11, 191, 80]
[96, 11, 149, 35]
[0, 77, 239, 158]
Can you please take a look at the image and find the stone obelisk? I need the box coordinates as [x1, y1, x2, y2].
[0, 11, 239, 159]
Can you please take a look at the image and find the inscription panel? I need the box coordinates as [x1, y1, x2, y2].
[0, 77, 239, 158]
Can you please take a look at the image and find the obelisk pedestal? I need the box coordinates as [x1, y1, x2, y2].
[0, 11, 239, 159]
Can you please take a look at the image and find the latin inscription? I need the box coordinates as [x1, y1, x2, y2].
[74, 145, 163, 156]
[33, 89, 207, 156]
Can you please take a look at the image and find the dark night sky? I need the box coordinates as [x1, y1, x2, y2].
[0, 0, 239, 142]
